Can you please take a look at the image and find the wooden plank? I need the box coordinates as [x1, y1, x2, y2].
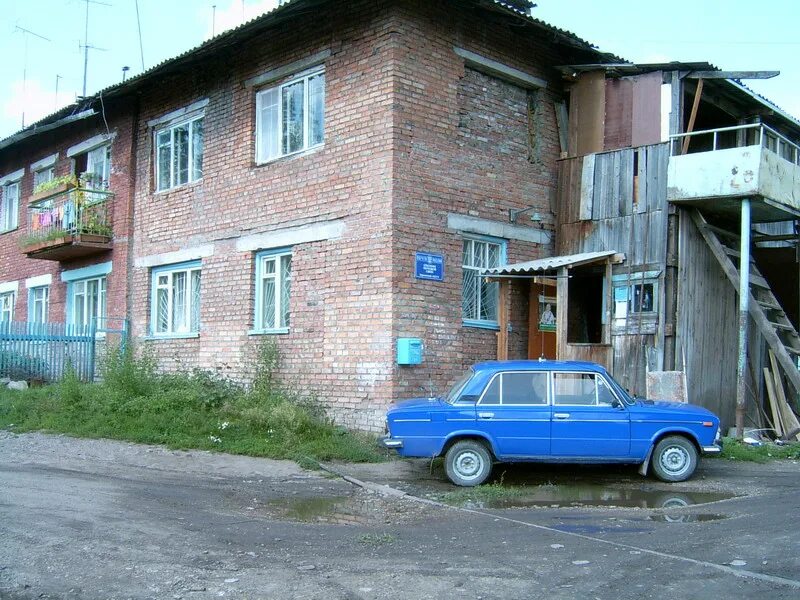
[685, 70, 779, 80]
[690, 209, 800, 406]
[763, 366, 784, 437]
[769, 351, 800, 440]
[555, 101, 569, 155]
[579, 153, 595, 220]
[681, 79, 704, 155]
[497, 279, 510, 360]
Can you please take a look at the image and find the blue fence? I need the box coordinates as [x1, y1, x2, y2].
[0, 321, 98, 382]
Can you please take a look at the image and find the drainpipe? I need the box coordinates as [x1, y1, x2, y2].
[735, 199, 751, 439]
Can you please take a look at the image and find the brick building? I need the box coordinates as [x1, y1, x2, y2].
[0, 0, 613, 429]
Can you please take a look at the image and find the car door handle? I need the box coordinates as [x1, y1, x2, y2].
[553, 413, 570, 419]
[478, 412, 495, 419]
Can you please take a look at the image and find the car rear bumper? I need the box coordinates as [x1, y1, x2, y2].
[379, 435, 403, 449]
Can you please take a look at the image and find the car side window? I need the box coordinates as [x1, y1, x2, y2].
[479, 375, 500, 405]
[502, 372, 548, 405]
[553, 372, 599, 406]
[597, 376, 616, 406]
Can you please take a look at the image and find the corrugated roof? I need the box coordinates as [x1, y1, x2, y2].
[483, 250, 621, 276]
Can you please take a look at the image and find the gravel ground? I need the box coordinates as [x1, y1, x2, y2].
[2, 431, 800, 599]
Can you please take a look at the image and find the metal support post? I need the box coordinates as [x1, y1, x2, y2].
[735, 200, 751, 438]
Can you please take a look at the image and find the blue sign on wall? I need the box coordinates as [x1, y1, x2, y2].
[415, 252, 444, 281]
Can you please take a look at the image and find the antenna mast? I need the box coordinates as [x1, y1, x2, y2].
[81, 0, 112, 98]
[14, 26, 51, 128]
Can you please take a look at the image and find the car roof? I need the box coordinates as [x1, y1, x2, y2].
[471, 360, 608, 374]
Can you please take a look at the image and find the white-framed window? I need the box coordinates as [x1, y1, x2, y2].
[256, 68, 325, 163]
[254, 249, 292, 332]
[74, 144, 111, 189]
[68, 276, 107, 328]
[28, 286, 49, 324]
[462, 236, 505, 327]
[1, 181, 20, 232]
[155, 116, 204, 191]
[613, 275, 659, 318]
[150, 261, 201, 336]
[33, 166, 55, 189]
[0, 291, 14, 322]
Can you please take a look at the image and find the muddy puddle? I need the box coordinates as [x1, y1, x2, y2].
[258, 493, 424, 526]
[453, 485, 736, 510]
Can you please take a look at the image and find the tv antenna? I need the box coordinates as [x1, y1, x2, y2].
[80, 0, 112, 97]
[14, 25, 51, 128]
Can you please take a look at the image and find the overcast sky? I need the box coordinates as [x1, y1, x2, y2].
[0, 0, 797, 140]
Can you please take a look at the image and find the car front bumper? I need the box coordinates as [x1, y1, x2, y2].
[379, 435, 403, 450]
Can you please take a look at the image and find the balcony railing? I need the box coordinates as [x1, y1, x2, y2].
[670, 122, 800, 165]
[21, 184, 113, 260]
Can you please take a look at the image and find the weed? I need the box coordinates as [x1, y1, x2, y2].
[719, 437, 800, 462]
[0, 339, 385, 465]
[439, 482, 530, 506]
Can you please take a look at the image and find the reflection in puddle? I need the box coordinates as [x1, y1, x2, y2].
[457, 486, 735, 510]
[648, 513, 727, 523]
[265, 496, 371, 525]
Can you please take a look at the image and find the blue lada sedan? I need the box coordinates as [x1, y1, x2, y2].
[381, 361, 722, 486]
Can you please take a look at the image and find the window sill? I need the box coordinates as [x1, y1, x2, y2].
[0, 226, 19, 235]
[153, 178, 203, 196]
[144, 333, 200, 340]
[248, 328, 289, 336]
[462, 319, 500, 331]
[254, 143, 324, 167]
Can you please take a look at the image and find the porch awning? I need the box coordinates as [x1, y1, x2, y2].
[482, 250, 624, 277]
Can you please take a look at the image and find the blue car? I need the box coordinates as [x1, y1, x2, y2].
[381, 360, 722, 486]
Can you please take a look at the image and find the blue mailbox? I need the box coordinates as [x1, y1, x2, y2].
[397, 338, 423, 365]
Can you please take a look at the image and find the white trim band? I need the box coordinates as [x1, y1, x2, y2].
[236, 219, 346, 252]
[147, 99, 209, 128]
[454, 47, 548, 89]
[0, 280, 20, 294]
[67, 133, 116, 158]
[31, 153, 59, 171]
[0, 168, 25, 186]
[244, 49, 332, 88]
[25, 274, 52, 288]
[135, 244, 215, 268]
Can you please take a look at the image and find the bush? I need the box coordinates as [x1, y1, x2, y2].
[0, 350, 48, 381]
[0, 338, 384, 464]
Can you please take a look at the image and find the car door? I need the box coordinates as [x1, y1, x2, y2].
[550, 371, 630, 457]
[476, 370, 551, 458]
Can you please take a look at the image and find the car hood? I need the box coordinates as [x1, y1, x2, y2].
[632, 399, 719, 420]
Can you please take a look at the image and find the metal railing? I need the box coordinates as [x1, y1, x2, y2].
[669, 123, 800, 166]
[25, 186, 113, 246]
[0, 321, 97, 382]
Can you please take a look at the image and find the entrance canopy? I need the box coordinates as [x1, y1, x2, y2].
[482, 250, 624, 277]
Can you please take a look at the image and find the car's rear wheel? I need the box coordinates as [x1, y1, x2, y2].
[444, 440, 492, 487]
[651, 436, 698, 482]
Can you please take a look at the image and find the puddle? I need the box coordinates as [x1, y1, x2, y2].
[648, 513, 727, 523]
[455, 485, 735, 510]
[259, 493, 424, 526]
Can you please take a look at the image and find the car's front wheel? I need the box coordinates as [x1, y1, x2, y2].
[651, 436, 698, 482]
[444, 440, 493, 486]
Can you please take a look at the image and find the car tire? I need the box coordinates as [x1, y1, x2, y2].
[444, 440, 493, 487]
[651, 436, 698, 482]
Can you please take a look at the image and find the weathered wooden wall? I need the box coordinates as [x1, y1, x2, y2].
[556, 143, 671, 393]
[675, 210, 758, 429]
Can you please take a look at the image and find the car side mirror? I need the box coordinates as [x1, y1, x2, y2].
[611, 397, 624, 409]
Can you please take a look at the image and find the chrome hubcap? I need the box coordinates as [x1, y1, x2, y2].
[660, 446, 689, 475]
[454, 450, 483, 481]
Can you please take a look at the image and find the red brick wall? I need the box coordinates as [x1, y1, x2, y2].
[126, 0, 572, 430]
[390, 1, 565, 403]
[0, 104, 136, 331]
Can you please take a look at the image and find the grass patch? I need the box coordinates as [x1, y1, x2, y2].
[439, 481, 531, 506]
[358, 532, 397, 547]
[719, 437, 800, 463]
[0, 340, 384, 465]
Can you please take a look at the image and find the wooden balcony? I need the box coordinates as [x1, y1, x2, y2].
[667, 124, 800, 222]
[21, 183, 113, 261]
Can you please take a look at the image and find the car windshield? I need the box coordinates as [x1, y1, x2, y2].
[445, 370, 474, 404]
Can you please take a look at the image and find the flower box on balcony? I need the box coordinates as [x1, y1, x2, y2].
[28, 182, 76, 204]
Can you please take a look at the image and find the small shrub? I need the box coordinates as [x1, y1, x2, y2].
[0, 350, 48, 381]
